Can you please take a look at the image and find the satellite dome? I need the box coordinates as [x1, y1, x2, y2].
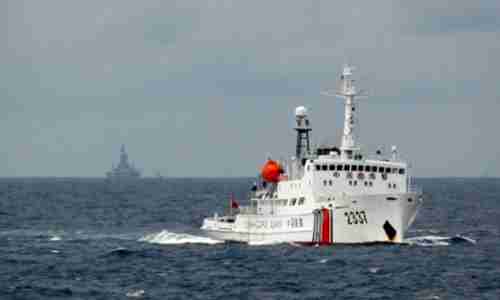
[295, 106, 308, 118]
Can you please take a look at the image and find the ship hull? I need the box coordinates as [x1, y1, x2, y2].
[201, 192, 422, 245]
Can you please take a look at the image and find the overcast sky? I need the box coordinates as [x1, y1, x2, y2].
[2, 0, 500, 177]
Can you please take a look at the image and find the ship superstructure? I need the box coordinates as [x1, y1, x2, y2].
[106, 145, 141, 180]
[201, 66, 423, 244]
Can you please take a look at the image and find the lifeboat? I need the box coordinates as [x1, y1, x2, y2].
[261, 160, 284, 183]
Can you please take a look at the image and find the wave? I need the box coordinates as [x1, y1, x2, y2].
[139, 230, 223, 245]
[107, 247, 135, 257]
[126, 289, 145, 298]
[0, 229, 141, 242]
[408, 229, 442, 234]
[404, 235, 476, 247]
[49, 235, 62, 241]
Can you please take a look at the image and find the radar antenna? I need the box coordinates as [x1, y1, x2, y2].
[321, 65, 367, 159]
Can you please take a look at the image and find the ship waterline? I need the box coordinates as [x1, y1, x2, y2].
[202, 192, 422, 244]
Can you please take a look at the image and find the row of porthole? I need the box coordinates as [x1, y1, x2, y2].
[339, 172, 387, 180]
[266, 197, 306, 207]
[313, 164, 406, 175]
[348, 180, 374, 187]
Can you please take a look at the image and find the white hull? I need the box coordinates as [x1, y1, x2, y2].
[202, 192, 422, 245]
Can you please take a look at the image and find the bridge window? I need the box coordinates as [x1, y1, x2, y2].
[315, 165, 321, 171]
[378, 167, 384, 173]
[337, 165, 343, 171]
[329, 164, 335, 171]
[344, 165, 350, 171]
[322, 165, 328, 171]
[351, 165, 358, 171]
[385, 167, 391, 173]
[399, 168, 405, 175]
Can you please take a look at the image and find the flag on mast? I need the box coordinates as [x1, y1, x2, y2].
[230, 193, 239, 209]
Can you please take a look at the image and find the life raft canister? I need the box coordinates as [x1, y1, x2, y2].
[261, 160, 284, 183]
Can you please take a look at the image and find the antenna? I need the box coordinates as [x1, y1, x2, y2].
[322, 65, 367, 159]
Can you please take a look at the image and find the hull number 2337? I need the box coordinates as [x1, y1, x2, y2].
[344, 210, 368, 225]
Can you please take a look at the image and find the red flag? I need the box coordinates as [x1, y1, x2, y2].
[230, 193, 239, 209]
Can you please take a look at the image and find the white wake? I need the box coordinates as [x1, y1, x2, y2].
[139, 230, 223, 245]
[404, 235, 476, 247]
[49, 235, 62, 241]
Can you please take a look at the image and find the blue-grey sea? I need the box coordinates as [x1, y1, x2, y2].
[0, 178, 498, 299]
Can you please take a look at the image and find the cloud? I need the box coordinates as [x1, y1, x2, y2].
[2, 0, 500, 176]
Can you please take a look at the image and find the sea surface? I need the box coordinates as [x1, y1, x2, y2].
[0, 177, 498, 299]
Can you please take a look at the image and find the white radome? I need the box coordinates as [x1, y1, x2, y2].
[295, 106, 308, 118]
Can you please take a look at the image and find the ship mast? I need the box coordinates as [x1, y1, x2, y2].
[323, 65, 366, 160]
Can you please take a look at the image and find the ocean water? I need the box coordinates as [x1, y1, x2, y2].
[0, 177, 498, 299]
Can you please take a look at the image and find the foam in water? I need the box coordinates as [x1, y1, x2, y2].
[139, 230, 223, 245]
[405, 235, 476, 247]
[126, 289, 145, 298]
[49, 235, 62, 241]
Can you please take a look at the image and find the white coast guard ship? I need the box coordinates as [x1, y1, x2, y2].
[201, 66, 423, 244]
